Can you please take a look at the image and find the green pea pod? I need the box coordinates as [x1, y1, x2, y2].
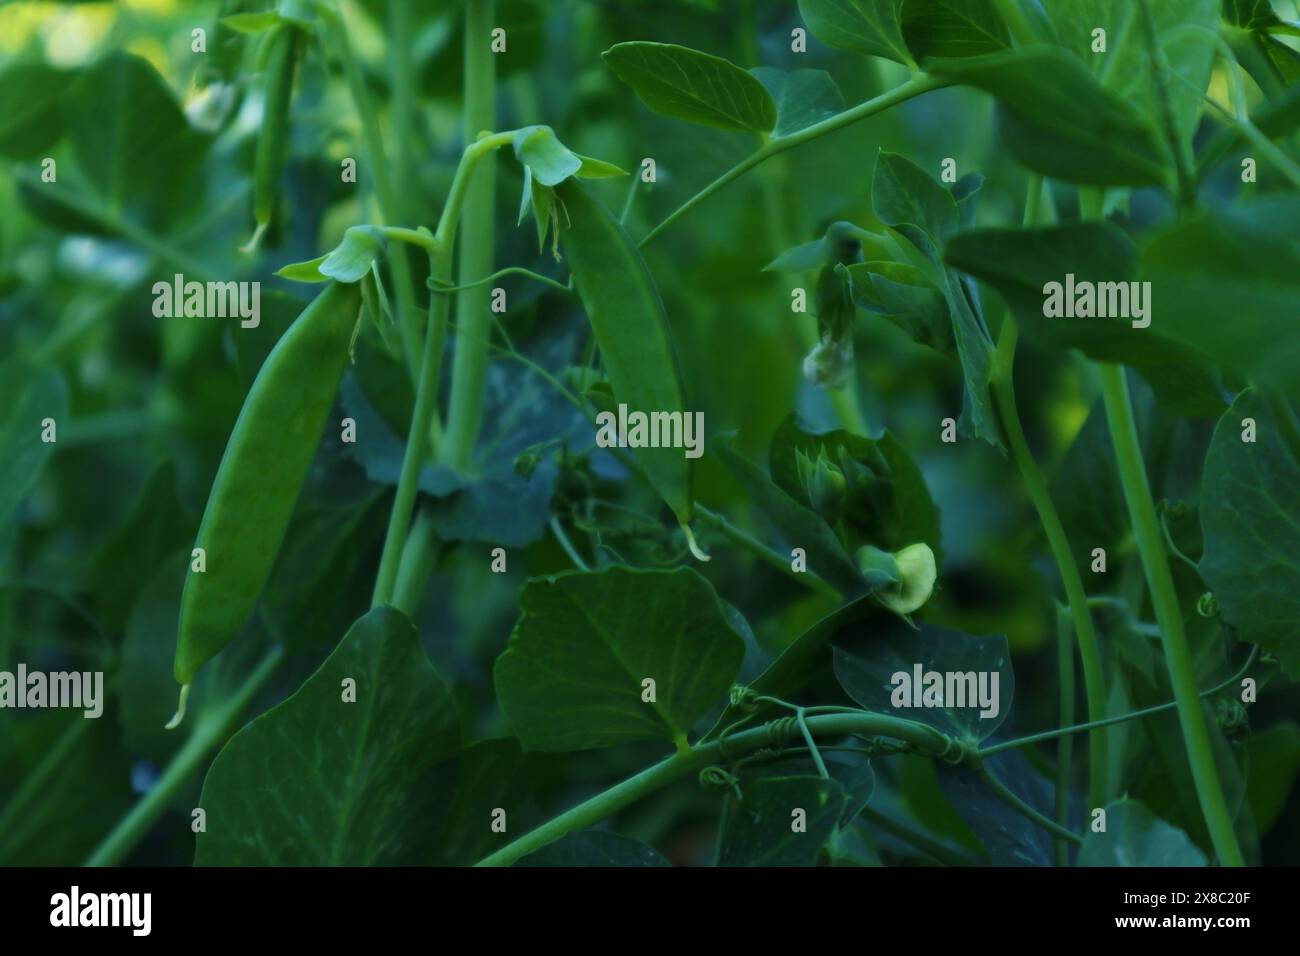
[172, 280, 361, 707]
[243, 23, 302, 252]
[555, 181, 698, 550]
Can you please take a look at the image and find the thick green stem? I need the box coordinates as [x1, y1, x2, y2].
[638, 74, 951, 248]
[441, 0, 498, 472]
[392, 506, 442, 617]
[1098, 364, 1244, 866]
[474, 711, 948, 866]
[991, 318, 1109, 809]
[85, 648, 285, 866]
[371, 132, 514, 609]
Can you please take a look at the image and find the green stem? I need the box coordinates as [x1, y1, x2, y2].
[992, 317, 1108, 809]
[1098, 363, 1245, 866]
[549, 516, 591, 571]
[638, 73, 951, 248]
[85, 648, 285, 866]
[978, 766, 1083, 847]
[1054, 604, 1076, 866]
[392, 506, 442, 617]
[371, 131, 515, 609]
[441, 0, 498, 473]
[694, 504, 840, 600]
[0, 713, 94, 857]
[982, 645, 1259, 757]
[474, 711, 948, 866]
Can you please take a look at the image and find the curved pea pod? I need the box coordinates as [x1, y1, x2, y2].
[555, 181, 698, 545]
[173, 280, 361, 697]
[243, 23, 302, 252]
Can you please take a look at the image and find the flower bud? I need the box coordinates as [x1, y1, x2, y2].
[877, 542, 937, 615]
[797, 447, 846, 522]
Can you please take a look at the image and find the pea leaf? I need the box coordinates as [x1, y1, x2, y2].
[493, 567, 746, 752]
[1223, 0, 1283, 30]
[602, 42, 776, 133]
[934, 750, 1056, 865]
[1199, 391, 1300, 677]
[926, 46, 1169, 186]
[517, 831, 670, 866]
[716, 776, 848, 866]
[833, 618, 1014, 742]
[0, 62, 76, 159]
[944, 222, 1228, 417]
[763, 220, 874, 273]
[434, 739, 537, 866]
[715, 432, 867, 596]
[840, 260, 953, 354]
[751, 67, 847, 136]
[1140, 199, 1300, 401]
[796, 0, 911, 64]
[1045, 0, 1217, 154]
[872, 151, 1000, 448]
[52, 53, 209, 230]
[1245, 722, 1300, 835]
[319, 226, 388, 284]
[575, 154, 628, 178]
[1, 362, 67, 528]
[902, 0, 1011, 60]
[1078, 798, 1207, 866]
[195, 606, 461, 865]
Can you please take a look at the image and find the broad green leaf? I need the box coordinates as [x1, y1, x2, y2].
[715, 433, 867, 596]
[1046, 0, 1217, 152]
[54, 53, 209, 230]
[833, 618, 1014, 742]
[751, 67, 847, 137]
[195, 607, 461, 865]
[872, 151, 1000, 447]
[1079, 798, 1207, 866]
[0, 63, 75, 159]
[274, 254, 329, 282]
[902, 0, 1010, 60]
[716, 776, 847, 866]
[1245, 722, 1300, 835]
[513, 125, 582, 186]
[1, 362, 67, 528]
[262, 492, 388, 652]
[1199, 391, 1300, 677]
[602, 42, 776, 133]
[435, 739, 536, 866]
[493, 567, 746, 751]
[746, 755, 877, 826]
[517, 831, 670, 866]
[945, 222, 1228, 417]
[935, 751, 1055, 865]
[796, 0, 911, 64]
[1223, 0, 1283, 30]
[319, 225, 387, 283]
[926, 47, 1169, 186]
[1140, 199, 1300, 401]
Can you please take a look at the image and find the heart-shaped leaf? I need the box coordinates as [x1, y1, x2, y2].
[1078, 798, 1207, 866]
[494, 567, 746, 751]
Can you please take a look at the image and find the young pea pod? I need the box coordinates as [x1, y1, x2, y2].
[243, 22, 303, 252]
[172, 280, 361, 703]
[555, 180, 698, 546]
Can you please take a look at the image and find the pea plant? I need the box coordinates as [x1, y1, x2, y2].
[2, 0, 1299, 870]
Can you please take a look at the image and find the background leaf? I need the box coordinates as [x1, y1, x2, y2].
[795, 0, 912, 64]
[1078, 798, 1207, 866]
[715, 775, 847, 865]
[516, 830, 669, 866]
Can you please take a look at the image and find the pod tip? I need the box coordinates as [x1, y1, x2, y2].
[165, 684, 191, 731]
[681, 521, 711, 562]
[239, 221, 269, 254]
